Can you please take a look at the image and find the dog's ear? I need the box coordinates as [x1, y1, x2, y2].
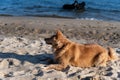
[56, 30, 64, 39]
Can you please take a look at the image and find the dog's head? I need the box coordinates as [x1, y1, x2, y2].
[45, 30, 66, 49]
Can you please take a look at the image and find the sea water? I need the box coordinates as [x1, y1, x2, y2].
[0, 0, 120, 21]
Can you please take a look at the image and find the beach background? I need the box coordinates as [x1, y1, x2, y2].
[0, 0, 120, 21]
[0, 0, 120, 80]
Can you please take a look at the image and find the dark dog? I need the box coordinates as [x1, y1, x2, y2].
[62, 1, 85, 10]
[62, 2, 76, 10]
[63, 4, 75, 9]
[76, 2, 86, 10]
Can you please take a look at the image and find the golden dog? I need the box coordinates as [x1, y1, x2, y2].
[45, 30, 118, 71]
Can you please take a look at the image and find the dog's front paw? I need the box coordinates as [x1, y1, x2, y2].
[44, 65, 55, 70]
[46, 65, 64, 71]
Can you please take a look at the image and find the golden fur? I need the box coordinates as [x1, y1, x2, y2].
[45, 30, 118, 71]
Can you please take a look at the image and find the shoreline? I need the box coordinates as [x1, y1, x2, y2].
[0, 16, 120, 47]
[0, 15, 120, 22]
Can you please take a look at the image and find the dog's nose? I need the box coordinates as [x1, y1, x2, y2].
[44, 38, 46, 41]
[44, 38, 49, 42]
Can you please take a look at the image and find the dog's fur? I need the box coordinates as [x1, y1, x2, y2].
[62, 1, 85, 10]
[62, 4, 75, 10]
[45, 30, 118, 71]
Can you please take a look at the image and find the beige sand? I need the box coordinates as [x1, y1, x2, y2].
[0, 17, 120, 80]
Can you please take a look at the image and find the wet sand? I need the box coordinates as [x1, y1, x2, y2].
[0, 16, 120, 47]
[0, 16, 120, 80]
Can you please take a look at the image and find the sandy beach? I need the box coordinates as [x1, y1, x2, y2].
[0, 16, 120, 80]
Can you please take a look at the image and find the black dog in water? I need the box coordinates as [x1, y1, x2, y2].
[63, 1, 85, 11]
[62, 1, 78, 9]
[76, 2, 85, 10]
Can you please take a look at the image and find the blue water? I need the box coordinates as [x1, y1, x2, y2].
[0, 0, 120, 21]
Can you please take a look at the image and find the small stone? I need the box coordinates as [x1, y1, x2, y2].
[0, 59, 9, 69]
[32, 67, 44, 76]
[9, 75, 35, 80]
[0, 72, 5, 78]
[117, 72, 120, 78]
[36, 77, 43, 80]
[12, 59, 21, 66]
[116, 48, 120, 53]
[23, 61, 33, 67]
[32, 68, 39, 75]
[81, 76, 93, 80]
[92, 75, 100, 80]
[16, 48, 27, 55]
[106, 67, 113, 71]
[13, 71, 25, 76]
[105, 71, 117, 77]
[4, 72, 13, 77]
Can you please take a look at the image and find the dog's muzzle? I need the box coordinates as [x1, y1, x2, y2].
[44, 38, 52, 44]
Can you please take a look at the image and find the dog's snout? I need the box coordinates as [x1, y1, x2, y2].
[44, 38, 52, 44]
[44, 38, 49, 41]
[44, 38, 47, 41]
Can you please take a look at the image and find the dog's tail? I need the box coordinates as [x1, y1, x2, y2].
[107, 47, 118, 61]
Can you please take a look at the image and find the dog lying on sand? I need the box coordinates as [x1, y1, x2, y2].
[45, 30, 118, 71]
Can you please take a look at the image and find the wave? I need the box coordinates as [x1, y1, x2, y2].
[87, 7, 120, 13]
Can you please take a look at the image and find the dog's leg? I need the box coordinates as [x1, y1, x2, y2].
[47, 55, 70, 71]
[47, 64, 68, 71]
[47, 59, 69, 71]
[94, 52, 107, 67]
